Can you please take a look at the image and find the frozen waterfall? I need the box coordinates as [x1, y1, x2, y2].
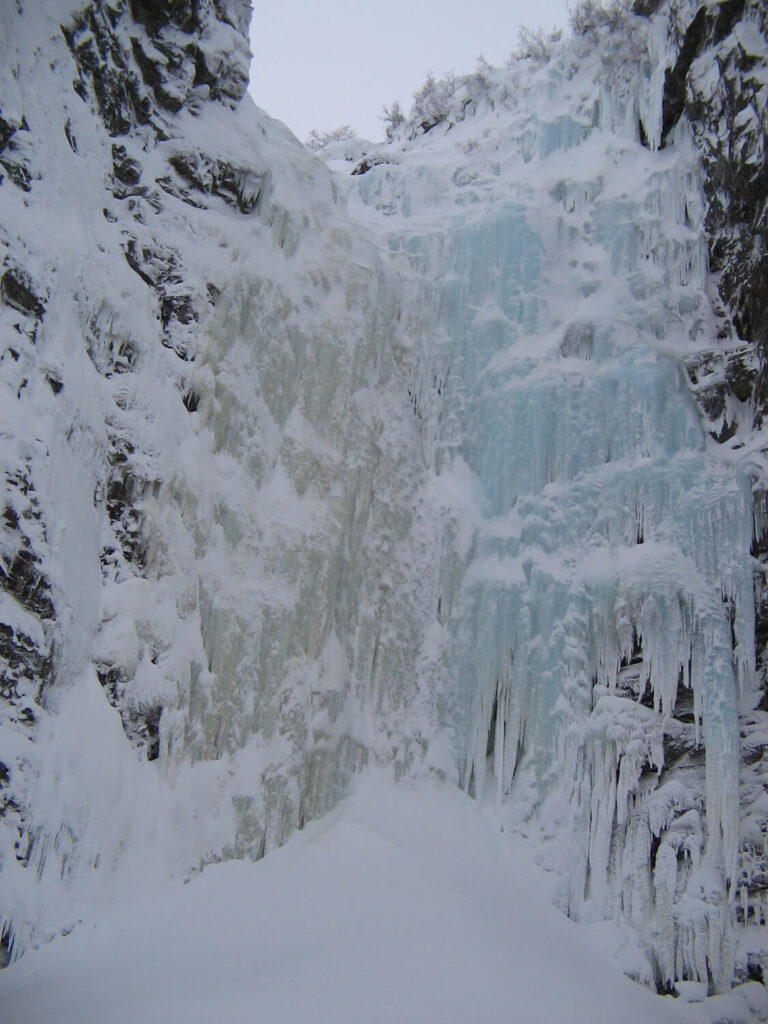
[339, 12, 760, 989]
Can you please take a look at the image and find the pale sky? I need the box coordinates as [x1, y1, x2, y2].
[248, 1, 572, 144]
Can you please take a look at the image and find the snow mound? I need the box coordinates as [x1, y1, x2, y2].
[0, 774, 702, 1024]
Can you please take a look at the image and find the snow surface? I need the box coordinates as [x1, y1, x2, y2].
[0, 775, 703, 1024]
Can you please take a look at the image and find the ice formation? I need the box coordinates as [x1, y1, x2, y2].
[327, 0, 768, 992]
[0, 0, 440, 962]
[1, 0, 767, 1006]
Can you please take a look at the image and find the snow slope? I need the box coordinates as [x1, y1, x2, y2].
[0, 775, 717, 1024]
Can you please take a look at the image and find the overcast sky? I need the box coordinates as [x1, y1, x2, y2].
[248, 1, 572, 144]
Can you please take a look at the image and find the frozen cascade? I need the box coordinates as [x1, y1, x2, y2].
[340, 9, 760, 991]
[0, 0, 438, 961]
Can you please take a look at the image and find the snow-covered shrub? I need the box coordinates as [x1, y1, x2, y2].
[305, 125, 358, 152]
[511, 25, 564, 64]
[410, 71, 456, 136]
[381, 100, 405, 142]
[569, 0, 633, 37]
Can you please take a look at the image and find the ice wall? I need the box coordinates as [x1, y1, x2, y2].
[0, 1, 437, 960]
[342, 8, 762, 991]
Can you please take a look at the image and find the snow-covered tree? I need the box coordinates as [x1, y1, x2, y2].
[381, 100, 405, 141]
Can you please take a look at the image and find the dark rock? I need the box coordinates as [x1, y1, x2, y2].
[169, 150, 267, 214]
[123, 244, 157, 288]
[0, 114, 33, 191]
[86, 322, 138, 376]
[0, 549, 55, 621]
[0, 929, 11, 969]
[685, 344, 756, 437]
[64, 0, 250, 139]
[0, 622, 49, 681]
[105, 469, 147, 569]
[156, 173, 207, 208]
[0, 471, 55, 636]
[161, 293, 196, 329]
[712, 0, 748, 44]
[0, 620, 53, 723]
[710, 418, 737, 443]
[660, 6, 709, 147]
[182, 388, 199, 412]
[64, 117, 78, 152]
[122, 237, 182, 289]
[96, 662, 162, 760]
[675, 0, 768, 432]
[129, 0, 201, 36]
[2, 506, 19, 531]
[1, 268, 45, 320]
[129, 34, 164, 87]
[0, 154, 31, 191]
[632, 0, 664, 15]
[351, 154, 395, 176]
[560, 322, 594, 359]
[0, 116, 16, 154]
[741, 733, 766, 765]
[111, 142, 142, 185]
[191, 46, 217, 91]
[697, 381, 727, 421]
[661, 0, 747, 147]
[753, 563, 768, 687]
[725, 350, 755, 403]
[144, 705, 161, 760]
[129, 35, 189, 114]
[0, 113, 27, 155]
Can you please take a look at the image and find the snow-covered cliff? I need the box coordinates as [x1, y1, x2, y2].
[1, 0, 767, 1006]
[0, 0, 440, 962]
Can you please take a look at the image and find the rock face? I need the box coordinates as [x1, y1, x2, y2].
[0, 0, 433, 961]
[653, 0, 768, 974]
[63, 0, 251, 132]
[1, 0, 767, 1002]
[656, 0, 767, 425]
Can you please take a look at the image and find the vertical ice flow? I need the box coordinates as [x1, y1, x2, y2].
[347, 23, 755, 989]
